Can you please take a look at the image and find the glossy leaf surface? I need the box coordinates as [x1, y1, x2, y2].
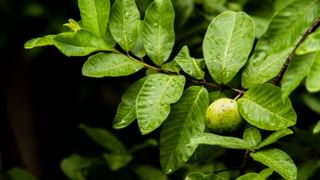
[82, 52, 144, 77]
[238, 84, 297, 130]
[203, 11, 255, 84]
[142, 0, 175, 65]
[136, 74, 185, 134]
[242, 0, 320, 88]
[250, 148, 297, 180]
[109, 0, 140, 51]
[160, 86, 209, 173]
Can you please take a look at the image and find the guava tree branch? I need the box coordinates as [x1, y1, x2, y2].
[274, 17, 320, 85]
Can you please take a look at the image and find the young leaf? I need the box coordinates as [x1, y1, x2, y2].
[236, 168, 273, 180]
[281, 53, 315, 99]
[241, 0, 320, 88]
[189, 132, 251, 150]
[79, 124, 127, 153]
[306, 51, 320, 92]
[238, 84, 297, 131]
[103, 153, 132, 171]
[131, 20, 146, 58]
[174, 46, 205, 80]
[109, 0, 140, 51]
[133, 165, 168, 180]
[296, 29, 320, 55]
[256, 128, 293, 149]
[142, 0, 175, 65]
[160, 86, 209, 174]
[243, 127, 261, 148]
[63, 18, 81, 32]
[313, 120, 320, 134]
[25, 30, 114, 56]
[54, 30, 114, 56]
[24, 35, 55, 48]
[136, 74, 185, 134]
[113, 78, 146, 129]
[78, 0, 110, 37]
[250, 148, 297, 180]
[82, 52, 144, 78]
[203, 11, 255, 85]
[61, 154, 95, 180]
[7, 168, 36, 180]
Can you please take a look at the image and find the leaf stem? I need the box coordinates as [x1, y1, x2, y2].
[274, 17, 320, 85]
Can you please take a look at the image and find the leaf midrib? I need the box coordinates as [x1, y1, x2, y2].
[241, 96, 294, 125]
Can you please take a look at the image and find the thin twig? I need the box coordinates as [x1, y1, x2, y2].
[240, 150, 250, 175]
[274, 17, 320, 85]
[113, 47, 245, 94]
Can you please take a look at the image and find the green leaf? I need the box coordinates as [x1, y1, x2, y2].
[238, 84, 297, 131]
[174, 46, 205, 80]
[160, 86, 209, 174]
[274, 0, 296, 12]
[241, 0, 320, 88]
[113, 77, 147, 129]
[189, 132, 251, 150]
[54, 30, 114, 56]
[243, 127, 261, 148]
[25, 30, 114, 56]
[209, 90, 225, 102]
[306, 51, 320, 92]
[129, 138, 158, 153]
[281, 53, 315, 99]
[185, 172, 228, 180]
[78, 0, 110, 37]
[298, 160, 320, 180]
[203, 11, 255, 85]
[103, 153, 132, 171]
[173, 0, 194, 28]
[136, 74, 185, 134]
[7, 168, 36, 180]
[82, 52, 144, 78]
[79, 124, 127, 153]
[296, 29, 320, 55]
[133, 165, 168, 180]
[24, 35, 55, 49]
[142, 0, 175, 65]
[60, 154, 95, 180]
[256, 128, 293, 149]
[131, 20, 146, 58]
[161, 61, 181, 73]
[313, 120, 320, 134]
[302, 93, 320, 114]
[109, 0, 140, 51]
[250, 148, 297, 180]
[236, 168, 273, 180]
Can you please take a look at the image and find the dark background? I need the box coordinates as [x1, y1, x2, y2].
[1, 0, 152, 179]
[2, 0, 320, 179]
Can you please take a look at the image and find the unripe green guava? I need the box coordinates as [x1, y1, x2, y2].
[205, 98, 242, 133]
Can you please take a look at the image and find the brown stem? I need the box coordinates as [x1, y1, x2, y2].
[240, 150, 250, 175]
[113, 47, 245, 94]
[274, 17, 320, 85]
